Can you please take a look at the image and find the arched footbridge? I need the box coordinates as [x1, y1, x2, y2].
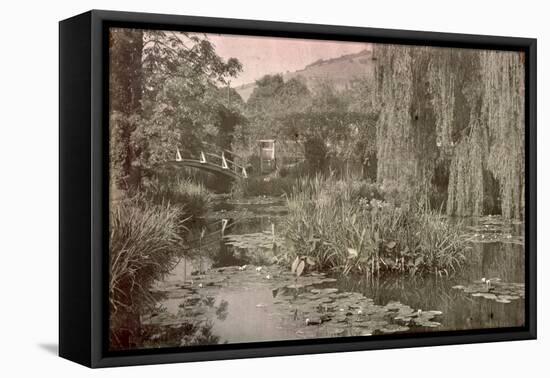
[171, 147, 248, 180]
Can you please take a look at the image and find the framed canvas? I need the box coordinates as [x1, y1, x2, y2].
[59, 10, 537, 368]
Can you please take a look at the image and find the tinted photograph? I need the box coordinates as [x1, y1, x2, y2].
[108, 28, 526, 351]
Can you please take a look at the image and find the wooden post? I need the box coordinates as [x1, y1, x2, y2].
[221, 152, 228, 169]
[259, 143, 263, 174]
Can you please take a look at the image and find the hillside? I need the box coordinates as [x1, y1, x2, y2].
[234, 49, 376, 102]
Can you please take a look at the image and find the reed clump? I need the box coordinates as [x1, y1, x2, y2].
[109, 200, 186, 315]
[284, 176, 467, 276]
[146, 178, 212, 220]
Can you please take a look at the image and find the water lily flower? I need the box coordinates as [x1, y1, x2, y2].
[198, 283, 203, 288]
[266, 274, 271, 280]
[256, 266, 263, 272]
[305, 318, 321, 326]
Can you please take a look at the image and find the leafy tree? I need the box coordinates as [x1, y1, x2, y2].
[245, 75, 310, 142]
[109, 29, 244, 192]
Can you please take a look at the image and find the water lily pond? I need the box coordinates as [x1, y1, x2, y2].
[138, 197, 525, 348]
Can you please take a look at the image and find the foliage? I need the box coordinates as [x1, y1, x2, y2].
[109, 28, 244, 193]
[374, 45, 438, 207]
[109, 112, 144, 192]
[141, 30, 242, 108]
[483, 52, 525, 219]
[239, 73, 380, 181]
[445, 51, 525, 218]
[145, 177, 212, 221]
[304, 135, 329, 173]
[373, 44, 525, 218]
[284, 176, 467, 275]
[241, 74, 311, 152]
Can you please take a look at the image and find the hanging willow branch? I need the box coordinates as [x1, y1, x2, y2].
[428, 49, 456, 149]
[447, 117, 489, 216]
[374, 44, 437, 207]
[446, 50, 525, 218]
[373, 44, 525, 219]
[483, 51, 525, 219]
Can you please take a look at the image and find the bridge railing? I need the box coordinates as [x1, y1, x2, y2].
[175, 147, 248, 178]
[205, 152, 248, 178]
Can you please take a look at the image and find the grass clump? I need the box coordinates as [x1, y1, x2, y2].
[146, 178, 212, 221]
[284, 176, 467, 276]
[109, 200, 186, 344]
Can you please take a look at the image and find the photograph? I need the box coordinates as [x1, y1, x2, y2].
[107, 27, 526, 351]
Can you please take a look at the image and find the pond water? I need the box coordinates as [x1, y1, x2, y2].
[141, 197, 525, 348]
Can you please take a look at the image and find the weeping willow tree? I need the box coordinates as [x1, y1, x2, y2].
[374, 45, 438, 207]
[446, 50, 525, 219]
[373, 44, 525, 219]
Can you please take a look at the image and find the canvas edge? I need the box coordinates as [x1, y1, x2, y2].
[57, 9, 538, 368]
[59, 10, 94, 367]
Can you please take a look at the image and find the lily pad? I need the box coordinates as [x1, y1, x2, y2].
[462, 216, 524, 244]
[147, 262, 443, 342]
[380, 324, 410, 334]
[452, 280, 525, 303]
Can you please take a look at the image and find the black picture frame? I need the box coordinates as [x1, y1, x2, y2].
[59, 9, 537, 368]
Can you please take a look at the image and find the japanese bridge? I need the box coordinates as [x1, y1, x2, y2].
[172, 147, 248, 180]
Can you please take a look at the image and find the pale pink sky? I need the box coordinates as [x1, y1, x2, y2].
[204, 33, 371, 87]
